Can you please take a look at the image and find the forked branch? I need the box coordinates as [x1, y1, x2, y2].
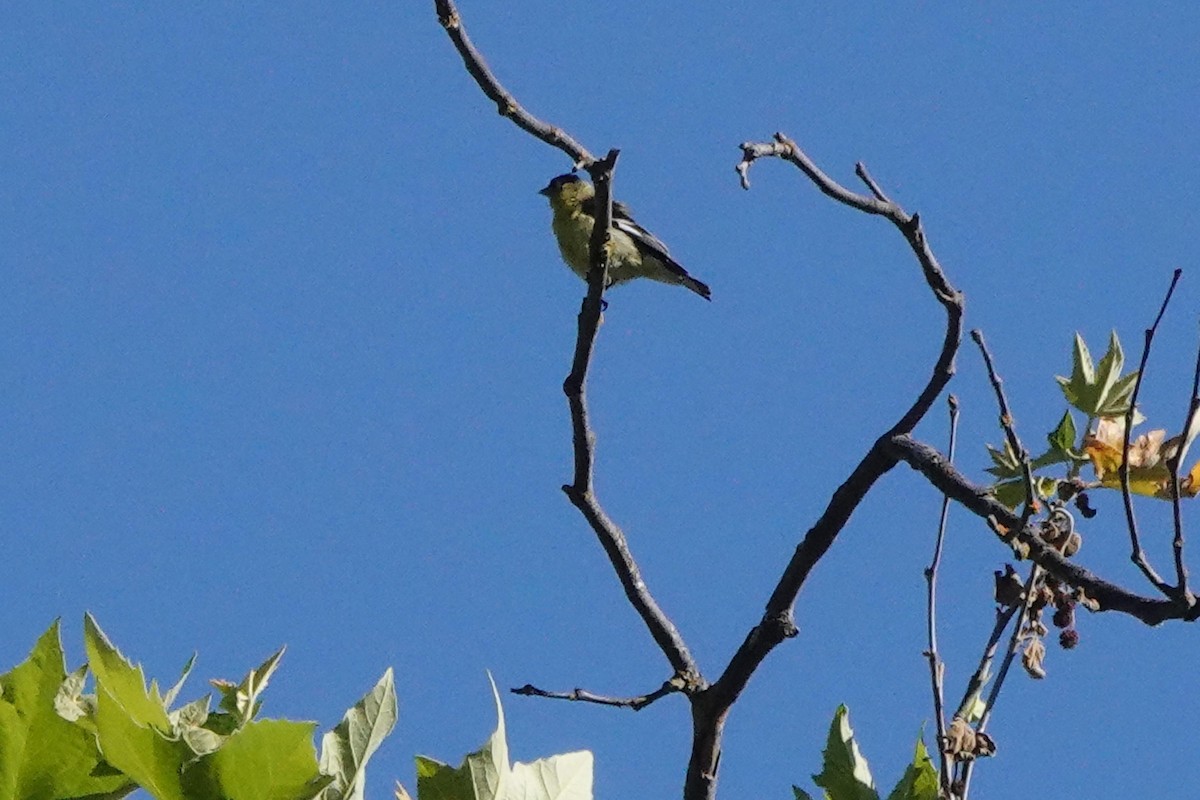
[437, 13, 1200, 800]
[716, 135, 964, 710]
[691, 136, 964, 797]
[561, 150, 704, 684]
[434, 0, 703, 695]
[890, 435, 1200, 624]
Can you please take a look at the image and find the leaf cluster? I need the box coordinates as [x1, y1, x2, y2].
[0, 616, 395, 800]
[402, 675, 592, 800]
[792, 706, 937, 800]
[1, 619, 596, 800]
[986, 332, 1200, 508]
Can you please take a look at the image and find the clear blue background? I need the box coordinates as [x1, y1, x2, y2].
[3, 3, 1199, 798]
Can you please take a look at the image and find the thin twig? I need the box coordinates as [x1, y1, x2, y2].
[854, 163, 892, 203]
[1167, 308, 1199, 602]
[434, 0, 595, 167]
[563, 149, 618, 404]
[958, 564, 1042, 800]
[1121, 270, 1181, 597]
[949, 599, 1020, 795]
[977, 566, 1041, 731]
[926, 395, 958, 798]
[971, 330, 1038, 528]
[951, 604, 1021, 722]
[511, 681, 679, 711]
[1168, 439, 1192, 600]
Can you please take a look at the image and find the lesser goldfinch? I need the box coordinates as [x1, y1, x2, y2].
[539, 174, 711, 300]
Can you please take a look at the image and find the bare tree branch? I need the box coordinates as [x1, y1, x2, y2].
[958, 562, 1042, 800]
[434, 0, 703, 697]
[435, 16, 1200, 795]
[717, 136, 963, 689]
[685, 135, 964, 800]
[512, 680, 680, 710]
[971, 330, 1038, 527]
[560, 152, 706, 686]
[977, 564, 1041, 730]
[435, 0, 595, 166]
[1168, 316, 1200, 602]
[926, 395, 959, 797]
[888, 435, 1200, 624]
[1120, 269, 1181, 596]
[951, 602, 1020, 721]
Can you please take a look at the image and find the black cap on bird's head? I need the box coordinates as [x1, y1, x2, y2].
[538, 173, 582, 196]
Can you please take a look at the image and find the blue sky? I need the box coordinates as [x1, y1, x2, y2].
[4, 3, 1200, 798]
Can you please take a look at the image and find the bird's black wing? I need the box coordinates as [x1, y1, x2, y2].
[582, 196, 679, 263]
[581, 196, 712, 300]
[610, 200, 674, 258]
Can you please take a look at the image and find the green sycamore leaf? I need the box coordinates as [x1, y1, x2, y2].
[180, 719, 332, 800]
[508, 751, 593, 800]
[18, 617, 392, 800]
[1056, 332, 1141, 418]
[1028, 410, 1087, 472]
[988, 479, 1026, 511]
[416, 755, 476, 800]
[1047, 410, 1077, 456]
[1028, 449, 1069, 471]
[170, 695, 227, 758]
[988, 476, 1060, 511]
[1096, 385, 1143, 421]
[415, 674, 593, 800]
[92, 684, 193, 800]
[1093, 331, 1125, 407]
[1056, 332, 1097, 410]
[1102, 370, 1142, 418]
[988, 410, 1088, 507]
[210, 646, 286, 731]
[162, 653, 197, 709]
[81, 615, 332, 800]
[0, 621, 136, 800]
[169, 695, 210, 730]
[811, 705, 879, 800]
[984, 441, 1023, 479]
[318, 668, 398, 800]
[84, 613, 173, 734]
[884, 738, 939, 800]
[793, 787, 817, 800]
[81, 614, 203, 800]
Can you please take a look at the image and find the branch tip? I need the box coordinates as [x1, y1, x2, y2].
[511, 681, 680, 711]
[434, 0, 595, 165]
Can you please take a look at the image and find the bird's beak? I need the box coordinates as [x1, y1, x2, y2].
[537, 182, 553, 197]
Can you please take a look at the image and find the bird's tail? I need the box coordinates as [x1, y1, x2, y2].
[684, 275, 712, 301]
